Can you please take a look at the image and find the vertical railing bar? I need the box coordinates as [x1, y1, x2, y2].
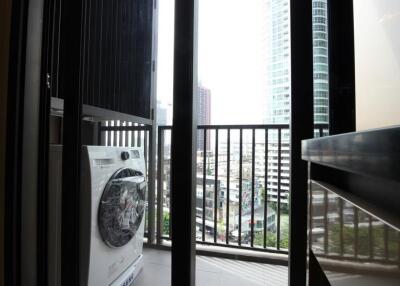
[99, 121, 106, 146]
[113, 121, 118, 147]
[369, 216, 373, 259]
[250, 128, 255, 247]
[397, 232, 400, 266]
[226, 129, 230, 244]
[107, 121, 112, 146]
[339, 199, 344, 256]
[125, 123, 129, 146]
[144, 130, 148, 162]
[202, 129, 207, 242]
[132, 124, 136, 147]
[149, 129, 152, 179]
[156, 128, 164, 243]
[214, 129, 219, 243]
[104, 121, 108, 146]
[384, 225, 389, 261]
[108, 120, 114, 146]
[125, 122, 129, 147]
[109, 121, 113, 146]
[114, 121, 118, 146]
[354, 207, 359, 258]
[103, 121, 107, 146]
[168, 128, 172, 239]
[308, 176, 313, 254]
[277, 128, 282, 250]
[144, 132, 148, 237]
[144, 125, 155, 243]
[119, 121, 123, 146]
[128, 122, 132, 147]
[97, 122, 102, 145]
[123, 121, 126, 146]
[238, 128, 243, 245]
[137, 128, 142, 147]
[264, 129, 268, 248]
[117, 121, 120, 146]
[323, 190, 328, 254]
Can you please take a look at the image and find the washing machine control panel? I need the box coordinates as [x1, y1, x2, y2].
[120, 151, 130, 160]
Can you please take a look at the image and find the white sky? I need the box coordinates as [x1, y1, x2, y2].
[156, 0, 269, 125]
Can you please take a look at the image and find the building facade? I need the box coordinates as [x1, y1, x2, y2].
[264, 0, 329, 205]
[312, 0, 329, 125]
[156, 101, 168, 126]
[197, 85, 211, 150]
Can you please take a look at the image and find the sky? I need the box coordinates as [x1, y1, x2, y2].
[156, 0, 269, 125]
[157, 0, 400, 129]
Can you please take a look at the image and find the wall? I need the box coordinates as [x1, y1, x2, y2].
[354, 0, 400, 130]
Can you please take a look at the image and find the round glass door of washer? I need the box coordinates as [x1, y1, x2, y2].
[98, 168, 146, 248]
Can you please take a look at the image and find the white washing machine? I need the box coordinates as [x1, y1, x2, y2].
[49, 146, 146, 286]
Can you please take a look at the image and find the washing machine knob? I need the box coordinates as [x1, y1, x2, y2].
[121, 151, 130, 160]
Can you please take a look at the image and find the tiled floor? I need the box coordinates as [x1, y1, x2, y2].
[134, 248, 288, 286]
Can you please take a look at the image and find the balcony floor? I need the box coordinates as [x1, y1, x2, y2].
[135, 248, 288, 286]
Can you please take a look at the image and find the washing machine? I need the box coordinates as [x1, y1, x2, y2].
[48, 146, 146, 286]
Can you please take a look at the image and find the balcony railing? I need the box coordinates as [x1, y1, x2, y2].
[311, 187, 400, 266]
[156, 124, 329, 254]
[158, 124, 290, 254]
[100, 122, 329, 256]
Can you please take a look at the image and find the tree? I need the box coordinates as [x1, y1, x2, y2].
[163, 212, 170, 235]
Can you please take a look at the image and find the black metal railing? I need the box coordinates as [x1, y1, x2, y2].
[99, 122, 399, 263]
[100, 122, 329, 255]
[310, 187, 400, 266]
[156, 124, 312, 254]
[99, 120, 152, 234]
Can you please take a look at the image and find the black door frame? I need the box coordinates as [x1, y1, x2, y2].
[289, 0, 314, 285]
[328, 0, 356, 135]
[170, 0, 198, 284]
[4, 0, 356, 285]
[4, 0, 29, 285]
[289, 0, 356, 285]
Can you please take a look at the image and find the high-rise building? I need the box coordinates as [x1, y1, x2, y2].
[265, 0, 291, 125]
[264, 0, 329, 205]
[312, 0, 329, 126]
[157, 101, 168, 126]
[197, 85, 211, 150]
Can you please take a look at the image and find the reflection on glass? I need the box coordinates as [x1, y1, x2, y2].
[310, 188, 326, 254]
[310, 182, 400, 285]
[342, 202, 355, 257]
[357, 210, 372, 258]
[327, 193, 340, 255]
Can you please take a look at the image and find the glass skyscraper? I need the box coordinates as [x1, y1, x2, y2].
[264, 0, 329, 205]
[312, 0, 329, 125]
[265, 0, 329, 125]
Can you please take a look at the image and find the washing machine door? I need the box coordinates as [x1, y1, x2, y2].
[98, 168, 146, 248]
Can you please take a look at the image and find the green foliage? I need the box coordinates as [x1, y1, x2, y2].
[260, 187, 265, 204]
[163, 212, 170, 235]
[327, 222, 396, 257]
[253, 214, 289, 249]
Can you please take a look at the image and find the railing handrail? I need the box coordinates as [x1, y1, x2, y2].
[158, 123, 328, 130]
